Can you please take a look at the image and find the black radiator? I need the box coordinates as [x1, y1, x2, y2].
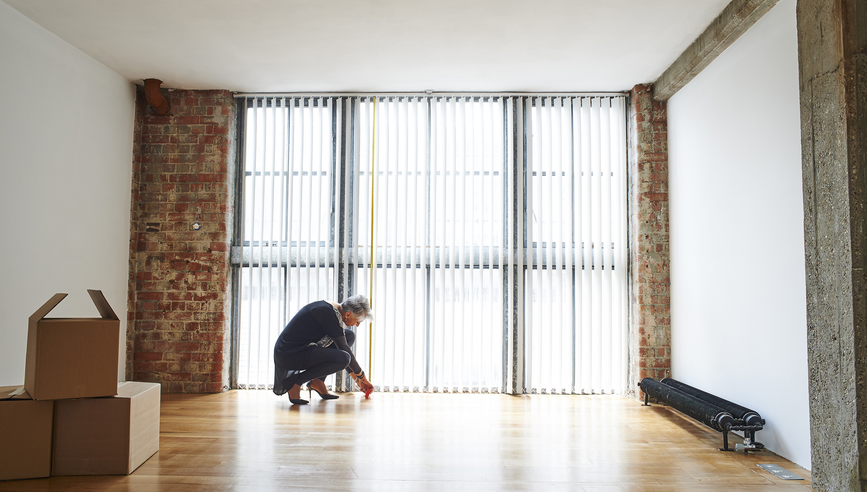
[660, 377, 763, 427]
[639, 377, 765, 452]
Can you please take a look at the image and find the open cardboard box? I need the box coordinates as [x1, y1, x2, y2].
[25, 290, 120, 401]
[52, 381, 161, 476]
[0, 386, 54, 481]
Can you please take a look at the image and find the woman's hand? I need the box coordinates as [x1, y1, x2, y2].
[357, 377, 374, 394]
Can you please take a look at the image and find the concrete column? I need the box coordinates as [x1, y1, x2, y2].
[796, 0, 867, 489]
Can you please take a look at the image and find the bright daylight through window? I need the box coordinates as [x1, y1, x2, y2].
[232, 94, 626, 395]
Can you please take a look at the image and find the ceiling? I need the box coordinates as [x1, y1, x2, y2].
[3, 0, 732, 94]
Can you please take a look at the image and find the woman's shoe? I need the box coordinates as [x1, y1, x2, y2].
[283, 374, 307, 404]
[308, 386, 339, 400]
[289, 395, 309, 405]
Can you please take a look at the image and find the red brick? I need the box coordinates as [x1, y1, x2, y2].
[138, 292, 165, 301]
[137, 352, 163, 362]
[209, 242, 229, 252]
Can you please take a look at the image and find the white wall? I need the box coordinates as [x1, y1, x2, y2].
[0, 1, 134, 385]
[667, 0, 810, 469]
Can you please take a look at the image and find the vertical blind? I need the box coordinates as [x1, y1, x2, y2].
[233, 94, 626, 395]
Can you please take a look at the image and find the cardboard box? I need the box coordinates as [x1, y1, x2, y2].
[0, 386, 54, 481]
[25, 290, 120, 400]
[52, 381, 160, 476]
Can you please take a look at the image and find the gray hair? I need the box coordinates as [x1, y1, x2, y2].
[341, 295, 373, 322]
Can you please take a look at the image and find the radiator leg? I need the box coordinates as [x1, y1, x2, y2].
[719, 431, 734, 452]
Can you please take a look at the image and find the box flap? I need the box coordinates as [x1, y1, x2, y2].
[88, 289, 119, 321]
[29, 293, 68, 322]
[0, 386, 31, 400]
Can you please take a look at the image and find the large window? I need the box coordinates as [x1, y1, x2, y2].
[232, 94, 626, 395]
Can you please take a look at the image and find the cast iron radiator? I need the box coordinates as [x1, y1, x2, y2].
[638, 377, 765, 452]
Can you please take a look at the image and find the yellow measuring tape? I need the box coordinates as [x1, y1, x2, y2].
[368, 97, 377, 381]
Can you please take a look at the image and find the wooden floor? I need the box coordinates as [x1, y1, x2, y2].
[1, 391, 812, 491]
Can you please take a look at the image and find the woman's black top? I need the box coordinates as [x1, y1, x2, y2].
[274, 300, 344, 355]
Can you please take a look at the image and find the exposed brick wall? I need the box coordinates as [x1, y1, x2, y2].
[127, 87, 145, 380]
[627, 84, 671, 397]
[129, 87, 236, 393]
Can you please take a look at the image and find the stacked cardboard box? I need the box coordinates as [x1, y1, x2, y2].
[1, 290, 160, 481]
[0, 386, 53, 481]
[53, 381, 160, 476]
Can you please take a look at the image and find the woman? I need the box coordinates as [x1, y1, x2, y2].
[273, 295, 374, 405]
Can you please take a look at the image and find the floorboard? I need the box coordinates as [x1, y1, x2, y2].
[0, 391, 812, 491]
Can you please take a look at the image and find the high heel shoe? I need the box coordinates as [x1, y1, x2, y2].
[283, 374, 308, 405]
[308, 386, 339, 400]
[289, 395, 309, 405]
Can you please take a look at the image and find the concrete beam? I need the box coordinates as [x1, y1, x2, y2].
[652, 0, 779, 101]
